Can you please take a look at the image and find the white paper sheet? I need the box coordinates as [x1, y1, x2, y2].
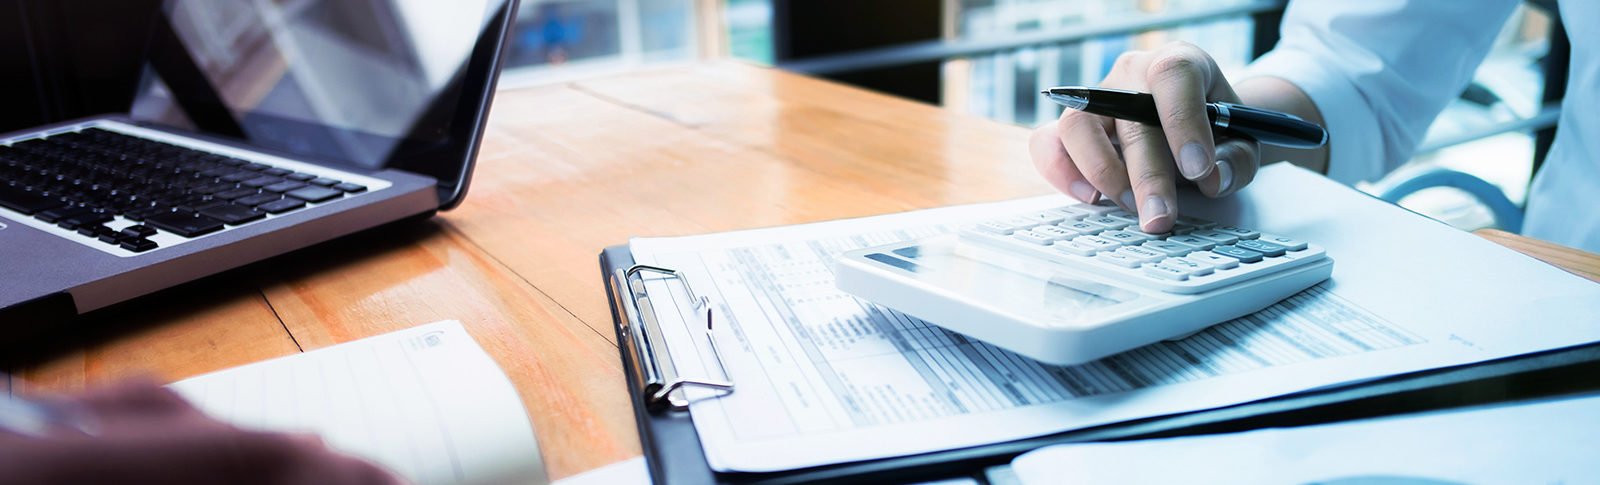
[170, 320, 546, 485]
[627, 164, 1600, 472]
[1011, 393, 1600, 484]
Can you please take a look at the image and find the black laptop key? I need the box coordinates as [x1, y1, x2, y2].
[99, 231, 127, 244]
[235, 192, 283, 207]
[60, 212, 112, 229]
[221, 171, 259, 183]
[256, 197, 305, 214]
[120, 238, 158, 252]
[308, 177, 340, 187]
[0, 184, 64, 214]
[285, 172, 317, 182]
[262, 181, 307, 193]
[241, 175, 282, 188]
[144, 212, 225, 237]
[35, 204, 91, 223]
[216, 187, 259, 200]
[199, 204, 265, 225]
[262, 168, 291, 176]
[120, 225, 157, 239]
[332, 183, 366, 193]
[285, 186, 342, 203]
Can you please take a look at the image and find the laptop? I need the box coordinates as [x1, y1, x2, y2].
[0, 0, 518, 323]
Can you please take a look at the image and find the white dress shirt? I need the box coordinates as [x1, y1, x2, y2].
[1245, 0, 1599, 253]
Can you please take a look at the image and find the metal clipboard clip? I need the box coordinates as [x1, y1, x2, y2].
[613, 264, 735, 411]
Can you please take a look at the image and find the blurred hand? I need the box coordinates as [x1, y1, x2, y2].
[1030, 41, 1260, 233]
[0, 378, 405, 485]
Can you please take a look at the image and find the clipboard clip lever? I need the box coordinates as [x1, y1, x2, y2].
[616, 264, 735, 411]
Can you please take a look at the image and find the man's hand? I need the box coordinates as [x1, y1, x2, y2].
[1030, 41, 1260, 233]
[0, 378, 405, 485]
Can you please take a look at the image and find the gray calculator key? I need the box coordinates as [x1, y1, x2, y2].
[1187, 230, 1240, 245]
[1141, 240, 1193, 257]
[1212, 245, 1264, 263]
[1076, 201, 1121, 215]
[1258, 233, 1309, 251]
[1082, 216, 1130, 230]
[1235, 239, 1288, 257]
[1072, 235, 1121, 252]
[1160, 257, 1214, 276]
[1097, 252, 1143, 268]
[1143, 264, 1190, 281]
[1212, 225, 1260, 240]
[1022, 212, 1067, 225]
[1046, 207, 1091, 220]
[1166, 235, 1216, 250]
[976, 221, 1014, 235]
[1186, 250, 1240, 270]
[1174, 215, 1216, 229]
[1114, 245, 1165, 263]
[1014, 229, 1057, 245]
[1104, 210, 1140, 223]
[1035, 225, 1077, 239]
[1061, 221, 1103, 235]
[1099, 230, 1152, 244]
[1001, 216, 1040, 229]
[1055, 241, 1098, 256]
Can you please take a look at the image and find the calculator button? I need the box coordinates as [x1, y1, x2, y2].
[1104, 210, 1140, 223]
[1099, 230, 1152, 244]
[1160, 257, 1214, 276]
[1114, 246, 1165, 264]
[1035, 225, 1077, 239]
[1211, 245, 1265, 263]
[1174, 216, 1216, 230]
[1165, 235, 1216, 250]
[1046, 207, 1091, 220]
[1234, 239, 1288, 257]
[1001, 217, 1039, 229]
[1141, 240, 1192, 257]
[1185, 251, 1240, 270]
[1097, 252, 1144, 268]
[1061, 221, 1103, 235]
[1076, 201, 1121, 215]
[1187, 230, 1239, 245]
[1071, 235, 1121, 252]
[1022, 212, 1067, 225]
[1212, 225, 1260, 240]
[976, 221, 1014, 235]
[1054, 242, 1098, 256]
[1143, 264, 1190, 281]
[1014, 230, 1057, 245]
[1258, 233, 1309, 251]
[1082, 216, 1130, 230]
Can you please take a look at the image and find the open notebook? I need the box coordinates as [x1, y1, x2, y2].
[169, 320, 546, 485]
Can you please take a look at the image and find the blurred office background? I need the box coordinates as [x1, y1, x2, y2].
[499, 0, 1562, 234]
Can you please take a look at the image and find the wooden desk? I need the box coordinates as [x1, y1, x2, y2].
[10, 61, 1600, 480]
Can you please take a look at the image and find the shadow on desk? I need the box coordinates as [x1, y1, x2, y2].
[1, 214, 444, 369]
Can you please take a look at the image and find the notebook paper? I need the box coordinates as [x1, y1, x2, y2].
[627, 164, 1600, 472]
[170, 320, 546, 485]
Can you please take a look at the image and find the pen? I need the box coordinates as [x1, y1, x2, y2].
[1042, 86, 1328, 149]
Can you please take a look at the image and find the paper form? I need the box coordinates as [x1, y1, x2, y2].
[169, 320, 546, 485]
[1010, 393, 1600, 484]
[628, 164, 1600, 472]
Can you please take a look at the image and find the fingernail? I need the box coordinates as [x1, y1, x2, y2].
[1142, 195, 1171, 230]
[1068, 181, 1097, 203]
[1118, 191, 1136, 211]
[1180, 142, 1211, 179]
[1214, 159, 1234, 195]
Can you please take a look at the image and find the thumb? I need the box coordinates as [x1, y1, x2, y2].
[1196, 137, 1259, 197]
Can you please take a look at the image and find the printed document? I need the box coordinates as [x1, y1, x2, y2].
[1010, 393, 1600, 484]
[628, 164, 1600, 472]
[170, 320, 546, 485]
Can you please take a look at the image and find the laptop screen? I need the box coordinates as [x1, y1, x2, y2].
[127, 0, 515, 209]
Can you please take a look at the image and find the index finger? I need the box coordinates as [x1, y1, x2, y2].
[1145, 42, 1232, 181]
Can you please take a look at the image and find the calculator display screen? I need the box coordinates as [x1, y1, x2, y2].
[875, 239, 1142, 324]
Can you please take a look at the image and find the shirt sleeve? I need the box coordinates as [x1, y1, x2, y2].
[1241, 0, 1520, 185]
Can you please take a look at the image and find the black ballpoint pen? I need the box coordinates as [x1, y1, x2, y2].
[1042, 86, 1328, 149]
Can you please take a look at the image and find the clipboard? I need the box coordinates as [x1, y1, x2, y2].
[600, 244, 1600, 484]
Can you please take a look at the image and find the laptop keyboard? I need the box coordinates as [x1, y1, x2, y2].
[0, 128, 368, 253]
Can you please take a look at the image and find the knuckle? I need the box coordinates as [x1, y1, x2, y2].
[1147, 53, 1200, 81]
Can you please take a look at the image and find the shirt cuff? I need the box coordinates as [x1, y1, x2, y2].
[1241, 49, 1385, 186]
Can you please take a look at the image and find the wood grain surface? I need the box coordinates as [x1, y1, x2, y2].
[9, 61, 1599, 480]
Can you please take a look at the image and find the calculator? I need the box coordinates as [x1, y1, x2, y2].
[835, 201, 1333, 365]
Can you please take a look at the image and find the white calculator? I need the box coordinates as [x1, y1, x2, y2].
[835, 201, 1333, 366]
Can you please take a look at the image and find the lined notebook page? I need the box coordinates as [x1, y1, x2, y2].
[170, 320, 545, 485]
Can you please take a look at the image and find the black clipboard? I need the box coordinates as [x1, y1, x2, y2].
[601, 244, 1600, 484]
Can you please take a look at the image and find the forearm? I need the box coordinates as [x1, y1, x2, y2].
[1235, 76, 1329, 175]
